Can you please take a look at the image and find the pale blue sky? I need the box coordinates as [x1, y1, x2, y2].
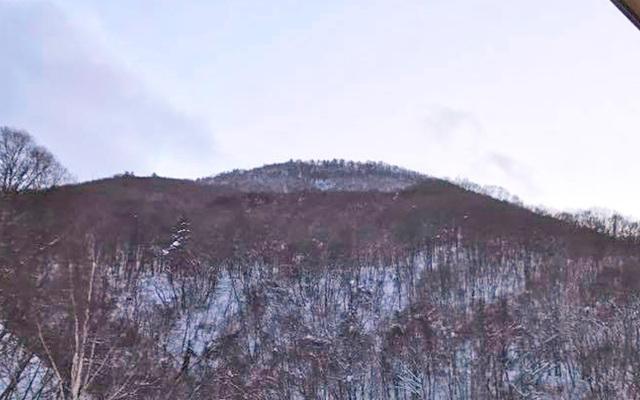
[2, 0, 640, 217]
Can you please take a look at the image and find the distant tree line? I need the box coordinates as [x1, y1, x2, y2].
[199, 159, 427, 182]
[555, 209, 640, 240]
[455, 177, 640, 241]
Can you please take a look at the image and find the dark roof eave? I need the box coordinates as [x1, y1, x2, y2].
[611, 0, 640, 31]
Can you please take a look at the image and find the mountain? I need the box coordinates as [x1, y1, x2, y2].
[0, 161, 639, 399]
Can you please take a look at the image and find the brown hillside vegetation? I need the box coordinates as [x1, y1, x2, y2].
[1, 170, 640, 399]
[3, 175, 632, 263]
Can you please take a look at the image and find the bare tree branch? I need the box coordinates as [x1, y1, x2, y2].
[0, 127, 71, 193]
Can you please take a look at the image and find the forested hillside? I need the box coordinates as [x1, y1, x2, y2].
[197, 160, 427, 193]
[1, 164, 640, 399]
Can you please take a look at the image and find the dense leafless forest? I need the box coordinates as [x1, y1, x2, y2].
[1, 161, 640, 399]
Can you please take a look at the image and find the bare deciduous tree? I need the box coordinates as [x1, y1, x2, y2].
[35, 237, 157, 400]
[0, 127, 71, 193]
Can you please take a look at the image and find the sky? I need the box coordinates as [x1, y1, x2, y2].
[1, 0, 640, 218]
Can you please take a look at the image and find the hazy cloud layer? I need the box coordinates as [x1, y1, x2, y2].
[418, 106, 540, 200]
[485, 152, 539, 197]
[422, 106, 484, 146]
[417, 105, 486, 177]
[0, 1, 217, 180]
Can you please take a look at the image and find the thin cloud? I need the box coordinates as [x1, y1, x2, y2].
[421, 105, 484, 145]
[489, 152, 521, 177]
[419, 106, 539, 201]
[416, 105, 486, 178]
[0, 1, 218, 181]
[484, 151, 540, 198]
